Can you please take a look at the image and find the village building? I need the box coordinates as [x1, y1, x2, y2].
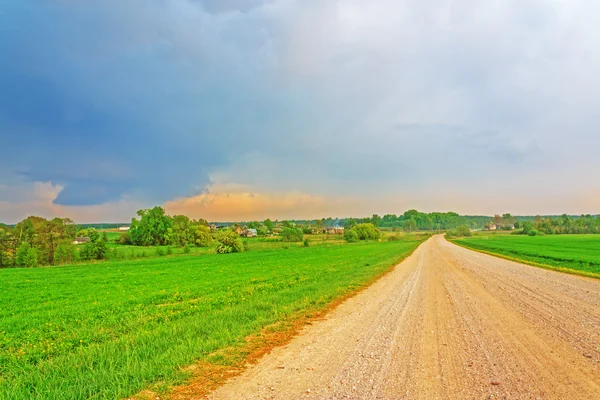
[325, 226, 345, 234]
[241, 228, 258, 237]
[72, 237, 91, 245]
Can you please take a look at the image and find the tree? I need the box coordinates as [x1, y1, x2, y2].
[403, 218, 417, 233]
[16, 243, 38, 267]
[80, 230, 108, 261]
[130, 206, 173, 246]
[371, 214, 382, 227]
[521, 221, 534, 235]
[166, 215, 193, 247]
[281, 227, 303, 242]
[314, 219, 324, 232]
[192, 224, 212, 247]
[263, 219, 274, 232]
[344, 218, 357, 230]
[0, 226, 17, 267]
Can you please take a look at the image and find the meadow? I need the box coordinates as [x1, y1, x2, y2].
[0, 236, 426, 399]
[453, 234, 600, 277]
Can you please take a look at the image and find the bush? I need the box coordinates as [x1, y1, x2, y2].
[54, 243, 78, 265]
[281, 227, 303, 242]
[303, 239, 310, 247]
[349, 223, 380, 241]
[214, 230, 244, 254]
[344, 229, 359, 243]
[16, 243, 38, 267]
[80, 240, 108, 261]
[387, 235, 401, 241]
[166, 246, 173, 255]
[193, 225, 213, 247]
[521, 221, 534, 235]
[183, 244, 191, 254]
[455, 225, 472, 237]
[118, 233, 132, 245]
[528, 229, 544, 236]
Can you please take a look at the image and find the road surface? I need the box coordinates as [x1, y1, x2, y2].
[209, 235, 600, 399]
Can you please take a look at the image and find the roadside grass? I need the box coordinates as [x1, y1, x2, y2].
[452, 234, 600, 278]
[0, 237, 425, 399]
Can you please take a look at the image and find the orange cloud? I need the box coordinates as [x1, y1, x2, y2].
[163, 186, 371, 221]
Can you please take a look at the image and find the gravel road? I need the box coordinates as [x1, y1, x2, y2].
[209, 235, 600, 399]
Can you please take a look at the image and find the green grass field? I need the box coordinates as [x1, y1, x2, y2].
[453, 234, 600, 277]
[0, 238, 425, 399]
[98, 230, 126, 242]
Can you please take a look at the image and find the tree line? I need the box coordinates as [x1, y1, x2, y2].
[516, 214, 600, 236]
[2, 208, 599, 268]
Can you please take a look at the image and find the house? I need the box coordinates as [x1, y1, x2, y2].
[118, 226, 130, 231]
[241, 228, 258, 238]
[487, 223, 497, 231]
[73, 237, 91, 245]
[326, 226, 345, 235]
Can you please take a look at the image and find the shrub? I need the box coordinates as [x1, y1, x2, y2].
[214, 230, 244, 254]
[387, 235, 401, 241]
[193, 225, 213, 247]
[118, 233, 132, 245]
[521, 221, 534, 235]
[54, 243, 78, 265]
[344, 229, 359, 243]
[455, 225, 472, 237]
[303, 239, 310, 247]
[351, 223, 381, 241]
[281, 227, 303, 242]
[166, 247, 173, 255]
[155, 247, 165, 257]
[183, 244, 191, 254]
[16, 243, 38, 267]
[80, 240, 108, 261]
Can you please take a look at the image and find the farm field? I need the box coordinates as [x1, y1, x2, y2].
[453, 234, 600, 277]
[0, 237, 425, 399]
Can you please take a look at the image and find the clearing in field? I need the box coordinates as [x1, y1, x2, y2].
[452, 234, 600, 278]
[0, 236, 425, 399]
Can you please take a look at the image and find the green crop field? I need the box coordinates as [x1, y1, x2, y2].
[453, 234, 600, 277]
[98, 230, 126, 242]
[0, 237, 425, 399]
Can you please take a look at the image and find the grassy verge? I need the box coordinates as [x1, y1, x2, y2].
[452, 234, 600, 279]
[0, 237, 426, 399]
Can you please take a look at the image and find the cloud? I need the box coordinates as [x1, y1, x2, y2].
[0, 180, 145, 224]
[196, 0, 274, 14]
[2, 0, 600, 219]
[163, 184, 364, 221]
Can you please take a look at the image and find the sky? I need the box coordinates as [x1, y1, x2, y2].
[1, 0, 600, 223]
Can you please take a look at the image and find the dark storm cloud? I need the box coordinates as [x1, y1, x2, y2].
[1, 0, 600, 219]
